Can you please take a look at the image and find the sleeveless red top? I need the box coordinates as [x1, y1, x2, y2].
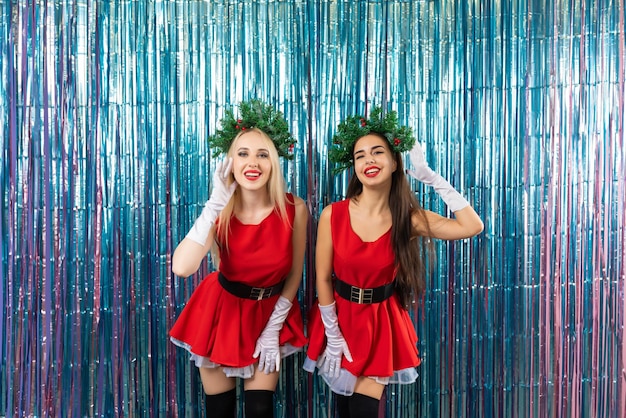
[170, 194, 306, 367]
[306, 199, 420, 377]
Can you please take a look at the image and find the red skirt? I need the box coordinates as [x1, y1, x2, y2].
[170, 272, 307, 368]
[306, 291, 420, 378]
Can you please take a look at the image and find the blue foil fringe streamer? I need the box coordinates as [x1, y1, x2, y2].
[0, 1, 625, 417]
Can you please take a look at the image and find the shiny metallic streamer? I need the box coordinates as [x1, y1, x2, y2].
[1, 1, 624, 417]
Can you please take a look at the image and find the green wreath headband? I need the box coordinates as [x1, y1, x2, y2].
[329, 106, 416, 174]
[208, 99, 296, 160]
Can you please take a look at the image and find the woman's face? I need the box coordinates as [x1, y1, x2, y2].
[352, 134, 397, 185]
[230, 131, 273, 191]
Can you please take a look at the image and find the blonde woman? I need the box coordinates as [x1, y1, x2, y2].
[170, 100, 307, 418]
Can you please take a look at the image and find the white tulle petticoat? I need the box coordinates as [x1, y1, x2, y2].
[171, 337, 301, 378]
[302, 356, 419, 396]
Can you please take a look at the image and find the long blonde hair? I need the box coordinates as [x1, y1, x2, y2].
[216, 128, 291, 251]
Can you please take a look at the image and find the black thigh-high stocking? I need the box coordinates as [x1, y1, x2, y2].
[204, 388, 236, 418]
[334, 393, 380, 418]
[335, 394, 351, 418]
[244, 389, 275, 418]
[348, 393, 380, 418]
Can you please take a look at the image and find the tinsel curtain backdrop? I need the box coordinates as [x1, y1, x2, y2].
[1, 0, 625, 417]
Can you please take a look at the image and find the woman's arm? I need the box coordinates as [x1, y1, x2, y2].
[314, 204, 353, 371]
[280, 196, 309, 301]
[406, 142, 483, 240]
[172, 159, 236, 277]
[412, 206, 484, 240]
[315, 205, 335, 306]
[171, 229, 216, 277]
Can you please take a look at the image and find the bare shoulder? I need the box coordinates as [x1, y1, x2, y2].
[291, 195, 306, 207]
[291, 195, 309, 217]
[316, 204, 334, 246]
[319, 204, 333, 223]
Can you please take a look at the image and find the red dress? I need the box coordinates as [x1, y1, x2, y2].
[304, 199, 420, 394]
[170, 194, 306, 377]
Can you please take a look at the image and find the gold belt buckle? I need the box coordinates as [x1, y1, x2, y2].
[251, 287, 266, 300]
[351, 286, 373, 303]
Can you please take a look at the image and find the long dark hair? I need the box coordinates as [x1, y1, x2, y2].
[346, 136, 432, 307]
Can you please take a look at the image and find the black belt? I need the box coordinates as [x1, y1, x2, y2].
[334, 276, 395, 304]
[218, 272, 285, 301]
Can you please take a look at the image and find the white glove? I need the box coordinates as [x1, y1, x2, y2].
[406, 142, 469, 212]
[318, 302, 353, 378]
[185, 158, 237, 245]
[253, 296, 292, 374]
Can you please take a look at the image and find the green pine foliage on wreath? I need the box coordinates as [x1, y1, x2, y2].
[208, 99, 296, 160]
[329, 107, 416, 174]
